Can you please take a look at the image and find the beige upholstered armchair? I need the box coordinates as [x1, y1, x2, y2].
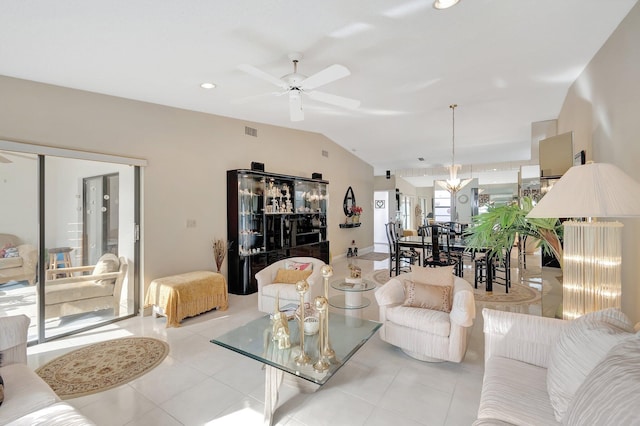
[255, 257, 326, 313]
[45, 253, 128, 319]
[375, 269, 476, 362]
[0, 233, 37, 285]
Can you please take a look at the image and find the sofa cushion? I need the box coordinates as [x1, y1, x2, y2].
[546, 308, 634, 422]
[92, 253, 119, 285]
[563, 335, 640, 425]
[476, 356, 557, 426]
[273, 268, 312, 284]
[0, 257, 23, 270]
[0, 363, 59, 424]
[261, 282, 304, 301]
[402, 279, 452, 312]
[386, 305, 451, 337]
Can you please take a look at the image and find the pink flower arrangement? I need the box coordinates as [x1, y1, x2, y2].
[350, 205, 363, 215]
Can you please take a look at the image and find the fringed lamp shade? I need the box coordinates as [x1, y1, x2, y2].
[527, 163, 640, 320]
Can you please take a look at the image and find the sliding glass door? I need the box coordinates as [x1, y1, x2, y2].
[0, 142, 141, 343]
[44, 156, 137, 339]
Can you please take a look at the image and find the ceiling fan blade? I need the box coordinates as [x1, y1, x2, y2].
[237, 64, 288, 89]
[299, 64, 350, 91]
[306, 90, 361, 110]
[289, 91, 304, 122]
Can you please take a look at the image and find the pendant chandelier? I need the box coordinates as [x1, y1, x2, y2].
[437, 104, 472, 193]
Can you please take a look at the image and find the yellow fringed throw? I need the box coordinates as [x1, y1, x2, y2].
[145, 271, 228, 327]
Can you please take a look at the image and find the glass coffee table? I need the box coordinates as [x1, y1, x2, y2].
[211, 312, 381, 425]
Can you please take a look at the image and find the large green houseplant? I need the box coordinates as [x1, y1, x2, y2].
[463, 197, 564, 268]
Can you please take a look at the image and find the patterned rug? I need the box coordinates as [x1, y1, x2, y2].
[370, 268, 542, 305]
[36, 337, 169, 399]
[357, 252, 389, 262]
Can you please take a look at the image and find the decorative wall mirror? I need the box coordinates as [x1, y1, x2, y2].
[343, 186, 356, 216]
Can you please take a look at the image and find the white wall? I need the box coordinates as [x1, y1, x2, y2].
[558, 2, 640, 322]
[0, 154, 38, 244]
[0, 75, 374, 297]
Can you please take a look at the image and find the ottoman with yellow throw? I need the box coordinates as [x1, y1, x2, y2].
[145, 271, 228, 327]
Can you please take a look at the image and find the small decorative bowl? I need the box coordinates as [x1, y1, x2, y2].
[303, 316, 320, 335]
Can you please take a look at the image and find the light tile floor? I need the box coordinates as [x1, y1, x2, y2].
[27, 250, 561, 426]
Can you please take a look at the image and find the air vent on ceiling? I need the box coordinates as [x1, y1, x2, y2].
[322, 150, 329, 158]
[418, 157, 425, 161]
[244, 126, 258, 137]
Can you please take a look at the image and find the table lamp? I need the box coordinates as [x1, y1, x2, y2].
[527, 163, 640, 319]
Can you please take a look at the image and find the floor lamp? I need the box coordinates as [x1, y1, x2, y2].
[527, 163, 640, 320]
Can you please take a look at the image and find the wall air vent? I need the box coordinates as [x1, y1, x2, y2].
[244, 126, 258, 137]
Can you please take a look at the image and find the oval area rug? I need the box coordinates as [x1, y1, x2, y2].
[36, 337, 169, 399]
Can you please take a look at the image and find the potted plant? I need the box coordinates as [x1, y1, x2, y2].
[463, 197, 563, 268]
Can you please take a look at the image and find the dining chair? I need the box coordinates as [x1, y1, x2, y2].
[386, 222, 420, 276]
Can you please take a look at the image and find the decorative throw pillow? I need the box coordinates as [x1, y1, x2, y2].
[410, 265, 454, 306]
[564, 335, 640, 425]
[273, 268, 312, 284]
[4, 247, 19, 258]
[284, 260, 313, 271]
[92, 253, 120, 285]
[547, 308, 634, 422]
[402, 279, 452, 313]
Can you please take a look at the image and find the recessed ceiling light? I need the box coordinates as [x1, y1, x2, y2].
[200, 82, 216, 89]
[433, 0, 460, 10]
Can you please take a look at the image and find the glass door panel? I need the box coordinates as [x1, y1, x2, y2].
[44, 157, 136, 339]
[0, 150, 39, 342]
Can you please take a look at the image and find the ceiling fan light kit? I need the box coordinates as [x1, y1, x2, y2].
[238, 52, 360, 121]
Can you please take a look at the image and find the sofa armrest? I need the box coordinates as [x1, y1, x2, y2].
[374, 278, 405, 306]
[450, 278, 476, 327]
[483, 308, 567, 368]
[17, 243, 37, 271]
[0, 315, 30, 365]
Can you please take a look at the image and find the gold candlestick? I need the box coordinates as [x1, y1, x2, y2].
[294, 280, 311, 366]
[313, 296, 330, 373]
[320, 265, 336, 359]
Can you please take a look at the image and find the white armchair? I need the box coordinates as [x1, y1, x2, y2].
[375, 272, 476, 362]
[255, 257, 326, 313]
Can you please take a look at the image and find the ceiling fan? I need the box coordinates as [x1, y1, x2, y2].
[237, 53, 360, 122]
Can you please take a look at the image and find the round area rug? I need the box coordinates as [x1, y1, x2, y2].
[473, 282, 541, 304]
[36, 337, 169, 399]
[372, 269, 392, 285]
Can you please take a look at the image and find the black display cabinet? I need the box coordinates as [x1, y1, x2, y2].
[227, 169, 330, 295]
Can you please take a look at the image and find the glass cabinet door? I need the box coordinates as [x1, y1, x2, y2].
[237, 174, 265, 256]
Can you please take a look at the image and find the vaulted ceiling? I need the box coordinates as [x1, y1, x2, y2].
[0, 0, 636, 181]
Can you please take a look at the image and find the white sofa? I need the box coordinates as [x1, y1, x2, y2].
[0, 234, 37, 285]
[375, 271, 476, 362]
[255, 257, 326, 314]
[475, 308, 640, 425]
[0, 315, 95, 425]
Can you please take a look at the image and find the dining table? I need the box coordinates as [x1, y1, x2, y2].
[396, 231, 497, 292]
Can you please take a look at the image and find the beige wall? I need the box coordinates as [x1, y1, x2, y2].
[0, 75, 373, 299]
[558, 3, 640, 322]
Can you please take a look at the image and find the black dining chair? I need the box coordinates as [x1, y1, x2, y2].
[385, 222, 420, 276]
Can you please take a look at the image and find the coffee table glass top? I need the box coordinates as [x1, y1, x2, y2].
[330, 279, 376, 292]
[211, 312, 381, 385]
